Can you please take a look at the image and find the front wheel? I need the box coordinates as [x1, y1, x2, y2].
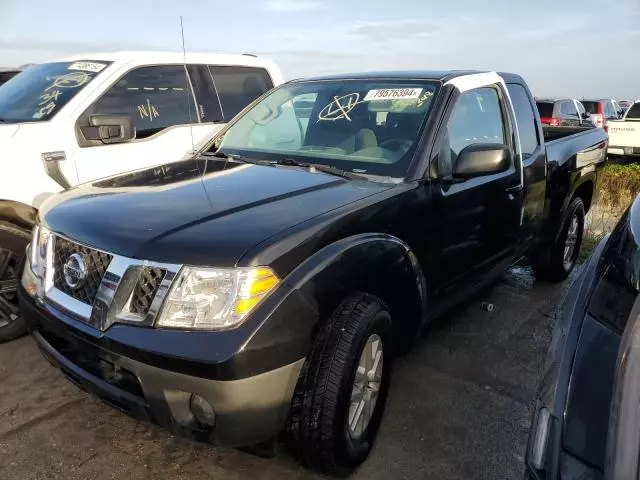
[532, 197, 585, 282]
[287, 293, 393, 475]
[0, 222, 31, 343]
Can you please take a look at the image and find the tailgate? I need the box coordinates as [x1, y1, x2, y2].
[608, 120, 640, 148]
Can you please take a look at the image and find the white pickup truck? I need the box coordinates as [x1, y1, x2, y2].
[0, 51, 283, 341]
[607, 101, 640, 159]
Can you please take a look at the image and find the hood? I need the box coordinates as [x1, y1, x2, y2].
[41, 159, 393, 265]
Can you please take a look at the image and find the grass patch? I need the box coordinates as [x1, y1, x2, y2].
[578, 162, 640, 262]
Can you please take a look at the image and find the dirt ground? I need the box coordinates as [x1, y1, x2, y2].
[0, 268, 567, 480]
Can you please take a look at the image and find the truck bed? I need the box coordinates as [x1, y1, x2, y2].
[545, 125, 608, 171]
[542, 125, 598, 143]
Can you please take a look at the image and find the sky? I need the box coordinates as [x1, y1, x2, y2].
[1, 0, 640, 99]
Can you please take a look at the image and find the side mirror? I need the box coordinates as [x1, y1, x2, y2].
[452, 143, 512, 179]
[82, 115, 135, 144]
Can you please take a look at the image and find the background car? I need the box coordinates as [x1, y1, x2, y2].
[582, 98, 622, 131]
[535, 98, 595, 127]
[524, 194, 640, 479]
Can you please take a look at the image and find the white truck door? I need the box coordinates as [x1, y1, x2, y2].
[69, 64, 222, 184]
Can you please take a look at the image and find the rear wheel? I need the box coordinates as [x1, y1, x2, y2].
[0, 222, 30, 343]
[532, 197, 585, 282]
[287, 293, 392, 475]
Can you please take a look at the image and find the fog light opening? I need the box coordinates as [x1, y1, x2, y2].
[189, 394, 216, 428]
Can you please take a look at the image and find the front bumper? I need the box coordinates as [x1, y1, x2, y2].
[20, 289, 304, 447]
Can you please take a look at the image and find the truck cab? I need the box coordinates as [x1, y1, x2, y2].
[0, 51, 282, 341]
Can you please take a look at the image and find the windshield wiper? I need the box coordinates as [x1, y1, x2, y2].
[201, 150, 276, 168]
[274, 158, 366, 180]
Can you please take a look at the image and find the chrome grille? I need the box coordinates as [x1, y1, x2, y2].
[53, 237, 112, 305]
[129, 267, 166, 315]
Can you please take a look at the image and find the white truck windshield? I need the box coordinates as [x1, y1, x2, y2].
[0, 61, 111, 123]
[215, 79, 440, 177]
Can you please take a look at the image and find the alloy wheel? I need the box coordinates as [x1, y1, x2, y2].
[563, 214, 580, 271]
[348, 333, 384, 439]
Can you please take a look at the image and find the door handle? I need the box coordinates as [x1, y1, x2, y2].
[505, 185, 523, 193]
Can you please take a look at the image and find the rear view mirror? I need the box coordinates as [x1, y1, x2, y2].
[82, 114, 135, 144]
[452, 143, 512, 179]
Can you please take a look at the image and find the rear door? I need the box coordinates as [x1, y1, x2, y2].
[431, 79, 522, 301]
[507, 82, 547, 249]
[207, 65, 274, 120]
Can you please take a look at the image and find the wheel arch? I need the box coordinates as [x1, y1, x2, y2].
[571, 177, 594, 214]
[284, 233, 428, 355]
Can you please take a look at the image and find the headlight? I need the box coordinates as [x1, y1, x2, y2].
[156, 267, 279, 330]
[30, 225, 50, 276]
[23, 224, 51, 299]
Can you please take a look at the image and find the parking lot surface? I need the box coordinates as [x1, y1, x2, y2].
[0, 269, 565, 480]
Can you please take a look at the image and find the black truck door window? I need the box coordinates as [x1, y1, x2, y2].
[431, 85, 521, 304]
[507, 82, 546, 249]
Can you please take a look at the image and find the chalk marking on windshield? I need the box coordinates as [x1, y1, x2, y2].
[318, 93, 363, 122]
[38, 89, 61, 106]
[416, 91, 433, 107]
[47, 72, 90, 90]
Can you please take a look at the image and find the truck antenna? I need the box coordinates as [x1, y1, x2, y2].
[180, 15, 196, 156]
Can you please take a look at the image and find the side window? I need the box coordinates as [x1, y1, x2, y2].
[438, 86, 506, 173]
[564, 101, 578, 117]
[90, 65, 197, 139]
[577, 102, 586, 116]
[209, 66, 273, 120]
[506, 83, 539, 157]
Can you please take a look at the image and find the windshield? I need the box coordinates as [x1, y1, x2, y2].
[0, 60, 111, 122]
[213, 79, 440, 178]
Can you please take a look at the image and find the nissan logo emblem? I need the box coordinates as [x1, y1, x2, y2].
[63, 253, 87, 289]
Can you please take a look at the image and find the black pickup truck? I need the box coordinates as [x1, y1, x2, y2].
[19, 70, 607, 474]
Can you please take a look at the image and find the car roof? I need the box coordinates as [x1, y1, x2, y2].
[51, 51, 277, 69]
[289, 70, 526, 84]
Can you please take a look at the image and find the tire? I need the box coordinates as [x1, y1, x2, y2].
[532, 197, 585, 282]
[0, 222, 31, 343]
[287, 293, 393, 476]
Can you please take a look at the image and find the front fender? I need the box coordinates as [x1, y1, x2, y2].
[283, 233, 428, 353]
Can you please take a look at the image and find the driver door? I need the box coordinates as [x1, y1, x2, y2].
[69, 65, 221, 184]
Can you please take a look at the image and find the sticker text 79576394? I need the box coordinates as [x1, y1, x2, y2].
[364, 88, 422, 101]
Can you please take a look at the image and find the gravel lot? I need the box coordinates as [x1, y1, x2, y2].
[0, 268, 566, 480]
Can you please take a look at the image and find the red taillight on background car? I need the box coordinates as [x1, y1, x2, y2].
[592, 102, 605, 129]
[541, 116, 561, 126]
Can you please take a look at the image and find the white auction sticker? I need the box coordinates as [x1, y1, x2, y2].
[364, 88, 422, 101]
[68, 61, 107, 73]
